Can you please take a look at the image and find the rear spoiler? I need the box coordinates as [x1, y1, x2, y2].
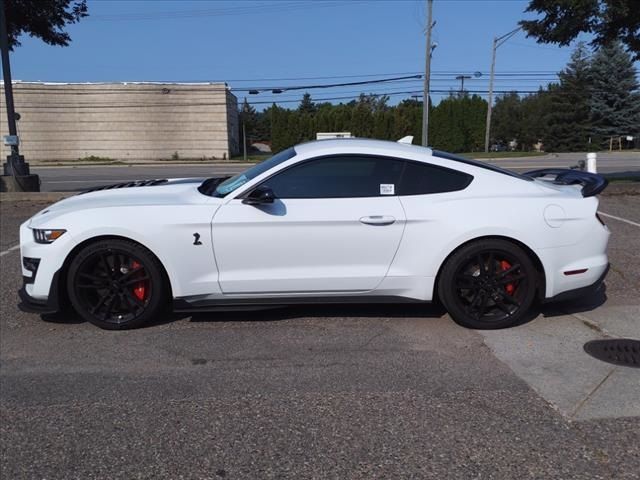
[524, 169, 608, 197]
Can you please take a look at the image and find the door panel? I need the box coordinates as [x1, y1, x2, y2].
[212, 197, 406, 294]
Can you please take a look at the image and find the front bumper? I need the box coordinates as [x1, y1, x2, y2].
[18, 269, 62, 315]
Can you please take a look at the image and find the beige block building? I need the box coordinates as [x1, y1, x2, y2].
[0, 82, 240, 161]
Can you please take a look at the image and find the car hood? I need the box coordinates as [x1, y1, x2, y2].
[28, 178, 222, 226]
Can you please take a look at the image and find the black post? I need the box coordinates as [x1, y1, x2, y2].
[0, 0, 38, 191]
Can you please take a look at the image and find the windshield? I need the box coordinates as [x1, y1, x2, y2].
[213, 147, 296, 197]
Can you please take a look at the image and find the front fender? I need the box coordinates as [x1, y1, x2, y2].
[32, 204, 221, 299]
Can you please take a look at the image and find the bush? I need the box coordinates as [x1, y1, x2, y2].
[77, 155, 116, 162]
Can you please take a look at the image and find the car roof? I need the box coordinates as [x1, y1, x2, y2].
[294, 138, 433, 158]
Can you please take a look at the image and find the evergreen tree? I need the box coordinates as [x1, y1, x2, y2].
[373, 110, 393, 140]
[270, 104, 288, 153]
[286, 111, 302, 146]
[254, 107, 272, 142]
[298, 93, 317, 115]
[392, 99, 422, 145]
[350, 95, 374, 137]
[463, 95, 489, 151]
[430, 95, 464, 151]
[316, 107, 332, 133]
[544, 42, 593, 151]
[239, 98, 258, 152]
[370, 94, 390, 113]
[491, 92, 522, 148]
[429, 94, 487, 152]
[589, 41, 640, 146]
[519, 88, 553, 150]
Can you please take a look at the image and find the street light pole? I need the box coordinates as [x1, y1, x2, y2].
[484, 26, 521, 153]
[0, 0, 38, 191]
[1, 0, 20, 170]
[421, 0, 433, 147]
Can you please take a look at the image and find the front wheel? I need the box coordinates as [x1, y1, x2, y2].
[67, 239, 168, 330]
[438, 239, 538, 329]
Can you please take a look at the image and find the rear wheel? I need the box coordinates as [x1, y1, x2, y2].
[438, 239, 537, 329]
[67, 239, 167, 330]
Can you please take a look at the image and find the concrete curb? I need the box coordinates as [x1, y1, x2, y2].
[0, 192, 74, 202]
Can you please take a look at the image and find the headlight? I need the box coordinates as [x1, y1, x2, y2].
[32, 229, 66, 244]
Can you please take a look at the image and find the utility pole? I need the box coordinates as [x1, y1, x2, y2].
[455, 75, 472, 94]
[484, 26, 521, 153]
[421, 0, 433, 147]
[0, 0, 39, 191]
[242, 119, 247, 162]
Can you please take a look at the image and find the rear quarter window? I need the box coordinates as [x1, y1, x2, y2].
[399, 161, 473, 195]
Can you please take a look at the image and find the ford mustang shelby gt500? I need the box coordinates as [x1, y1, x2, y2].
[18, 139, 609, 330]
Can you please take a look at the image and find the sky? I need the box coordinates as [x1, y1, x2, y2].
[8, 0, 606, 109]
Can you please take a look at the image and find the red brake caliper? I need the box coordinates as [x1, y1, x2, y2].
[500, 260, 516, 295]
[131, 260, 147, 301]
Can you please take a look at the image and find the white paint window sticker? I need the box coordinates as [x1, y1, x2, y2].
[380, 184, 395, 195]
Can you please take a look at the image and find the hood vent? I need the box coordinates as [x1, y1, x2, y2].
[79, 179, 168, 194]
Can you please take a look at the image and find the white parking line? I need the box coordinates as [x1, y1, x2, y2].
[598, 211, 640, 228]
[0, 244, 20, 257]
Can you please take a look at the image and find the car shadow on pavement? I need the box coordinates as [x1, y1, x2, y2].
[36, 286, 607, 330]
[186, 302, 448, 324]
[40, 308, 85, 325]
[37, 303, 448, 329]
[538, 284, 607, 319]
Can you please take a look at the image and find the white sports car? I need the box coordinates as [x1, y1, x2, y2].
[18, 139, 610, 330]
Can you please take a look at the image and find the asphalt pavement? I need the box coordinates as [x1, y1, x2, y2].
[31, 151, 640, 192]
[1, 185, 638, 479]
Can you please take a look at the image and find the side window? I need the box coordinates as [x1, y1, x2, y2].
[399, 161, 473, 195]
[261, 156, 404, 199]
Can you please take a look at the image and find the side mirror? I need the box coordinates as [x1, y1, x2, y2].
[242, 185, 275, 205]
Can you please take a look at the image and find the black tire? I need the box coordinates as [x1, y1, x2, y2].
[66, 239, 168, 330]
[438, 239, 537, 329]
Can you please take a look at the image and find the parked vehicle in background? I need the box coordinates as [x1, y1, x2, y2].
[316, 132, 352, 140]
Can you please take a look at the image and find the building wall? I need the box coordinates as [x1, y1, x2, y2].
[0, 82, 239, 161]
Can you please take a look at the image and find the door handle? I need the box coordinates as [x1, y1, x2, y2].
[359, 215, 396, 226]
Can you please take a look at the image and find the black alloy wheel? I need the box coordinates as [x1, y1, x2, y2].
[67, 239, 167, 329]
[438, 239, 537, 329]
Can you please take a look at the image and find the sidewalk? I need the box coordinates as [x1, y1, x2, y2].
[480, 300, 639, 421]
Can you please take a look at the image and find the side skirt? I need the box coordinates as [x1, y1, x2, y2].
[173, 295, 427, 313]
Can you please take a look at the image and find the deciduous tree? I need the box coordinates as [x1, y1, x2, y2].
[4, 0, 88, 50]
[520, 0, 640, 61]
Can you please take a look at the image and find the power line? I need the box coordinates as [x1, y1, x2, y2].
[6, 70, 570, 85]
[7, 83, 564, 107]
[7, 76, 561, 95]
[6, 75, 562, 99]
[10, 88, 621, 111]
[229, 74, 423, 92]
